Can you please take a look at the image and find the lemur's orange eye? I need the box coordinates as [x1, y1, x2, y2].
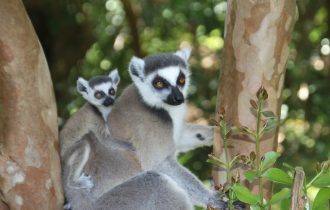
[109, 88, 116, 96]
[94, 91, 105, 99]
[155, 81, 164, 89]
[179, 77, 185, 85]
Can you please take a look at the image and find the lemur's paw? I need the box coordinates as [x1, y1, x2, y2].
[207, 195, 228, 210]
[78, 173, 94, 190]
[195, 126, 214, 145]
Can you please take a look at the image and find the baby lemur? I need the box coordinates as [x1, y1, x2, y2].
[60, 69, 120, 157]
[60, 69, 126, 198]
[61, 49, 226, 210]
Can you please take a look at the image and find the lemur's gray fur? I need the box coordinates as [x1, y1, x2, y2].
[61, 49, 224, 210]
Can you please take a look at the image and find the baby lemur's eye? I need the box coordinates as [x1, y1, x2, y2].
[109, 88, 116, 96]
[154, 81, 164, 89]
[94, 91, 105, 99]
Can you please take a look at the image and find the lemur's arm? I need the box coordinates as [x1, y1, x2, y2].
[175, 123, 214, 153]
[156, 156, 226, 209]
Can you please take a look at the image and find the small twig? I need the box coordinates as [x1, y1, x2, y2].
[290, 167, 305, 210]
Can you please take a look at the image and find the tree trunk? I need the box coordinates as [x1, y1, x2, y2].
[213, 0, 297, 199]
[0, 0, 63, 209]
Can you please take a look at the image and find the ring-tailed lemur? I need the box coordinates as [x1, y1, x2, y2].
[60, 69, 120, 156]
[65, 49, 225, 210]
[62, 49, 225, 210]
[60, 69, 123, 196]
[100, 48, 226, 209]
[61, 67, 215, 209]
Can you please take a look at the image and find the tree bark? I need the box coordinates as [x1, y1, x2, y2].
[0, 0, 63, 209]
[213, 0, 297, 199]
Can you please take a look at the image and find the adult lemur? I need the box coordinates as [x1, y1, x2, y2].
[62, 49, 226, 210]
[100, 48, 225, 209]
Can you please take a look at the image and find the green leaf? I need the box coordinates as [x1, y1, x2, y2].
[279, 198, 290, 210]
[312, 172, 330, 188]
[250, 204, 261, 210]
[232, 184, 260, 205]
[269, 188, 291, 205]
[312, 188, 330, 210]
[263, 118, 278, 132]
[206, 159, 226, 168]
[262, 168, 293, 185]
[260, 151, 280, 171]
[244, 170, 258, 183]
[262, 111, 275, 118]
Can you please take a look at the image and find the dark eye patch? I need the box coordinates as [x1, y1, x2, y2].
[109, 88, 116, 96]
[176, 71, 186, 86]
[94, 91, 105, 99]
[152, 76, 169, 89]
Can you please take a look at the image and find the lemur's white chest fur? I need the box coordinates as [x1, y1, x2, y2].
[163, 103, 187, 141]
[97, 106, 112, 122]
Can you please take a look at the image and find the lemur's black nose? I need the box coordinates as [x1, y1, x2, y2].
[103, 97, 114, 106]
[173, 92, 184, 103]
[166, 87, 184, 105]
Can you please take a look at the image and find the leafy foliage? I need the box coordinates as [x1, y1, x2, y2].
[208, 88, 330, 209]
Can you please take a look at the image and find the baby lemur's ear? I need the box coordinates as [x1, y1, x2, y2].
[109, 69, 120, 86]
[76, 77, 89, 96]
[175, 48, 192, 63]
[129, 56, 145, 82]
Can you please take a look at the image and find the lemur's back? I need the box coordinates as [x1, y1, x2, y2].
[84, 132, 141, 198]
[62, 131, 142, 210]
[60, 103, 108, 157]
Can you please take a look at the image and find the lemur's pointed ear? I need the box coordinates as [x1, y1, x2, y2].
[175, 48, 192, 63]
[76, 77, 89, 95]
[109, 69, 120, 86]
[129, 56, 145, 82]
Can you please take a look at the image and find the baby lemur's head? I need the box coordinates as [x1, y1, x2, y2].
[128, 48, 191, 109]
[76, 69, 120, 120]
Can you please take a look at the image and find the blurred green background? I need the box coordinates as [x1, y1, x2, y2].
[24, 0, 329, 202]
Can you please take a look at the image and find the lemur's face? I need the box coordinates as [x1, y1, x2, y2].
[77, 69, 120, 108]
[128, 49, 191, 108]
[146, 66, 189, 106]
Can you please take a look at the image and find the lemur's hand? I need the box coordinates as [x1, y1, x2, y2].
[77, 173, 94, 191]
[207, 192, 228, 210]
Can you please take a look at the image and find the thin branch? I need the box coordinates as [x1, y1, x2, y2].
[121, 0, 143, 57]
